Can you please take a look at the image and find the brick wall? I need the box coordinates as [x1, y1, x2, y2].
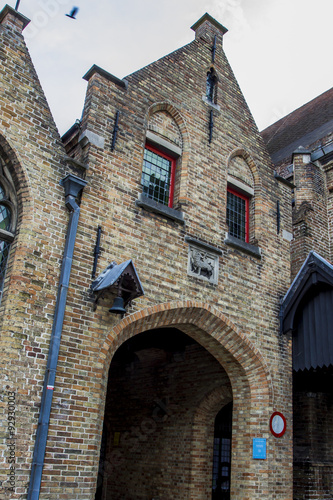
[293, 368, 333, 499]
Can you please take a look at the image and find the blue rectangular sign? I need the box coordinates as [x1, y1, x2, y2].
[253, 438, 266, 459]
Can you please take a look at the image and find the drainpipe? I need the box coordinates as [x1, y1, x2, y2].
[27, 174, 87, 500]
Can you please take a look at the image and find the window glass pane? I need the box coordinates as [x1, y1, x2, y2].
[227, 191, 246, 241]
[141, 148, 172, 206]
[0, 203, 11, 231]
[0, 239, 10, 300]
[0, 184, 5, 201]
[206, 71, 215, 102]
[212, 403, 232, 500]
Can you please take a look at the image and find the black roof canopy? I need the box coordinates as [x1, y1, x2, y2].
[281, 252, 333, 371]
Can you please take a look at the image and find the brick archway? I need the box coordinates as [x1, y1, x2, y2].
[98, 301, 272, 400]
[96, 301, 274, 499]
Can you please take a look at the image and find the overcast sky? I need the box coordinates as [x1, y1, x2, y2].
[5, 0, 332, 136]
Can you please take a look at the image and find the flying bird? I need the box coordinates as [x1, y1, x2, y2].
[65, 7, 79, 19]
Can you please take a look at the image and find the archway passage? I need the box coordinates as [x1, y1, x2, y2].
[95, 327, 233, 500]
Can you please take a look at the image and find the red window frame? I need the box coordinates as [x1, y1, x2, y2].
[227, 186, 250, 243]
[143, 144, 176, 208]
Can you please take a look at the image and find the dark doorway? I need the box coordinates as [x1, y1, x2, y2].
[212, 402, 233, 500]
[293, 366, 333, 500]
[95, 327, 232, 499]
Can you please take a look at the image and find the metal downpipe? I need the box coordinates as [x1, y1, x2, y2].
[27, 174, 87, 500]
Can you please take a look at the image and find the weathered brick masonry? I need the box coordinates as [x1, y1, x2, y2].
[262, 88, 333, 499]
[0, 7, 297, 500]
[0, 6, 72, 500]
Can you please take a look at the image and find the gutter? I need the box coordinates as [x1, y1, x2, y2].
[311, 140, 333, 162]
[27, 174, 87, 500]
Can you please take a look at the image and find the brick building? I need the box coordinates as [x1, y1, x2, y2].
[0, 4, 331, 499]
[262, 88, 333, 499]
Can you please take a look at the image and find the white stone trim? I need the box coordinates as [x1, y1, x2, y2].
[282, 230, 293, 242]
[146, 131, 182, 156]
[227, 175, 254, 196]
[202, 95, 220, 111]
[79, 130, 105, 149]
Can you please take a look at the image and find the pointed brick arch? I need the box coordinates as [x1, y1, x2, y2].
[98, 301, 272, 403]
[145, 102, 190, 203]
[96, 301, 274, 499]
[227, 147, 261, 187]
[0, 134, 33, 311]
[146, 102, 190, 149]
[227, 147, 263, 243]
[0, 133, 33, 227]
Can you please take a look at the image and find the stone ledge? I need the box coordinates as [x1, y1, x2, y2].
[135, 194, 184, 224]
[228, 175, 254, 196]
[202, 96, 220, 111]
[0, 228, 15, 243]
[274, 171, 296, 188]
[0, 5, 30, 31]
[146, 131, 182, 156]
[83, 64, 128, 89]
[184, 236, 222, 255]
[79, 130, 105, 149]
[224, 233, 261, 258]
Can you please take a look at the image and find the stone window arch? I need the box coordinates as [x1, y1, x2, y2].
[0, 156, 17, 302]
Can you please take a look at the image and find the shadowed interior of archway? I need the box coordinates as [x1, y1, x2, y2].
[95, 327, 233, 500]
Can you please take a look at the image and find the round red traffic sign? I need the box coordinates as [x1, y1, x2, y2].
[270, 411, 286, 438]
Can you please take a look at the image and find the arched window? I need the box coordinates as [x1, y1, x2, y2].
[226, 153, 255, 244]
[140, 109, 183, 212]
[0, 160, 16, 303]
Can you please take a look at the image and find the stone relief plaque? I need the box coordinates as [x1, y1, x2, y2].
[187, 244, 219, 284]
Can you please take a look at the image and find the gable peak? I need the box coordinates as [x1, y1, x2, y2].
[191, 12, 228, 41]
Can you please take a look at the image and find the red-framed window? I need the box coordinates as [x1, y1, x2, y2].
[227, 187, 249, 243]
[141, 144, 176, 208]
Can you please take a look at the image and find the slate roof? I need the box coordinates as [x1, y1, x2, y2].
[91, 260, 144, 306]
[261, 87, 333, 164]
[281, 252, 333, 370]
